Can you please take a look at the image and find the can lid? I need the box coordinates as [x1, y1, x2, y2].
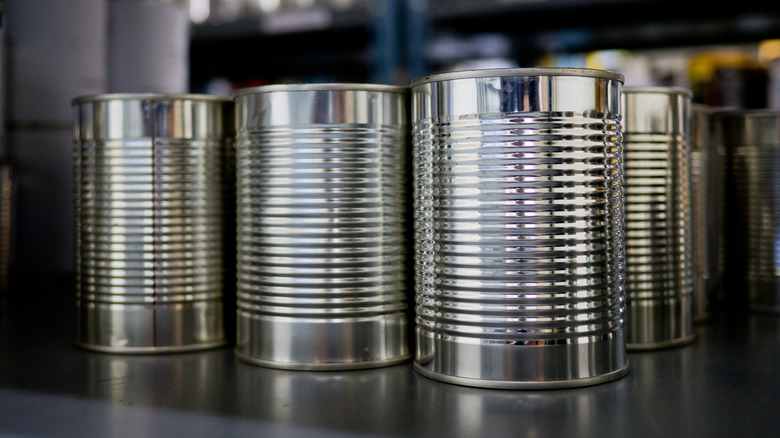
[232, 83, 408, 98]
[408, 67, 625, 88]
[71, 92, 233, 105]
[622, 86, 693, 97]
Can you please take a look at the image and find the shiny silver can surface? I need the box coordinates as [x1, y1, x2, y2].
[716, 109, 780, 313]
[690, 104, 723, 322]
[72, 93, 233, 353]
[233, 83, 410, 370]
[622, 86, 694, 349]
[411, 67, 629, 389]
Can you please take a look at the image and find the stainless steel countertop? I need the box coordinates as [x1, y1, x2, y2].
[0, 277, 776, 437]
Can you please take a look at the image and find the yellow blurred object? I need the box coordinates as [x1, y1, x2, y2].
[586, 49, 632, 71]
[688, 49, 767, 108]
[758, 39, 780, 65]
[688, 50, 756, 84]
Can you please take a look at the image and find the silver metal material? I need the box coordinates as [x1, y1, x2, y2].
[690, 105, 724, 322]
[411, 67, 629, 389]
[72, 93, 233, 353]
[716, 109, 780, 313]
[234, 83, 410, 370]
[622, 86, 694, 349]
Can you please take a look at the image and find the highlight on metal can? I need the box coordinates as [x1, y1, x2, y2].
[621, 86, 695, 350]
[410, 67, 629, 389]
[715, 109, 780, 314]
[233, 83, 411, 370]
[72, 92, 234, 353]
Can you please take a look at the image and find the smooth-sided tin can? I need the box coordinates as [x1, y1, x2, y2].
[72, 93, 233, 353]
[233, 83, 410, 370]
[690, 104, 724, 322]
[410, 67, 629, 389]
[622, 86, 694, 349]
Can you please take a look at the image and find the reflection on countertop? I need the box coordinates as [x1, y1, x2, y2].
[0, 282, 778, 437]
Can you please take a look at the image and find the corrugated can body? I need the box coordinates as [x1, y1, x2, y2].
[622, 87, 694, 349]
[717, 110, 780, 313]
[411, 68, 628, 389]
[72, 93, 233, 353]
[233, 84, 410, 370]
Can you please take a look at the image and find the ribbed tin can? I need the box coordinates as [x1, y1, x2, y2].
[622, 86, 694, 349]
[716, 109, 780, 313]
[690, 104, 723, 322]
[410, 67, 628, 389]
[233, 83, 410, 370]
[72, 93, 233, 353]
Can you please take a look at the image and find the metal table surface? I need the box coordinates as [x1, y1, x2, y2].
[1, 279, 778, 438]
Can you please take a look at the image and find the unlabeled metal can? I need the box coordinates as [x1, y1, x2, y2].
[410, 67, 628, 389]
[72, 93, 233, 353]
[716, 109, 780, 313]
[622, 86, 694, 349]
[233, 83, 410, 370]
[690, 104, 723, 322]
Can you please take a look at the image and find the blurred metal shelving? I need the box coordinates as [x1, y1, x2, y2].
[189, 0, 780, 88]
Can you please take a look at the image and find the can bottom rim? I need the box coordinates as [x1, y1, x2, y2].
[412, 361, 630, 390]
[235, 350, 412, 371]
[74, 340, 229, 355]
[626, 333, 696, 351]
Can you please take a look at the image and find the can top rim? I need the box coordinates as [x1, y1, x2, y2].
[622, 86, 693, 97]
[232, 83, 408, 98]
[71, 93, 233, 105]
[408, 67, 625, 87]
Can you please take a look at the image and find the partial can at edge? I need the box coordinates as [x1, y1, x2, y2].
[411, 67, 629, 389]
[716, 109, 780, 313]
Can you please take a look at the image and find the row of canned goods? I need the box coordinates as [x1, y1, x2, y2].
[71, 67, 776, 389]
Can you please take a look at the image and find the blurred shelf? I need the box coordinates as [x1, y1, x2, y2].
[429, 0, 780, 62]
[189, 26, 372, 87]
[187, 0, 780, 90]
[191, 4, 371, 40]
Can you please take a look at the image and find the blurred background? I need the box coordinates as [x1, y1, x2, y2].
[1, 0, 780, 294]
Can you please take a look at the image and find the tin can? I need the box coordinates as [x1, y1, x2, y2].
[716, 109, 780, 313]
[72, 93, 233, 353]
[233, 83, 410, 370]
[410, 67, 628, 389]
[622, 86, 694, 349]
[690, 104, 723, 322]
